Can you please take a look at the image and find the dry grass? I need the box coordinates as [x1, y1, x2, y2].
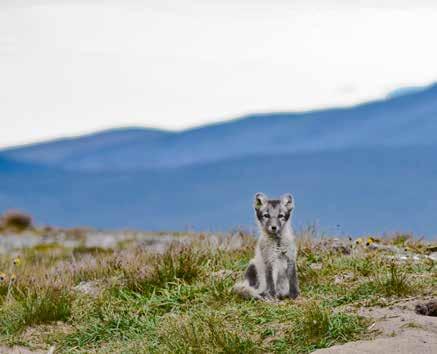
[0, 210, 33, 232]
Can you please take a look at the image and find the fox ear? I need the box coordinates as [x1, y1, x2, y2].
[281, 193, 294, 211]
[254, 193, 268, 210]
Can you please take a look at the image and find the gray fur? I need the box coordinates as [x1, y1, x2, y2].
[233, 192, 299, 300]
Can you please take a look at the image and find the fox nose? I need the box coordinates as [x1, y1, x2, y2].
[271, 226, 278, 232]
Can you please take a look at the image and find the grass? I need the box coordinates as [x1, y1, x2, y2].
[289, 301, 367, 352]
[375, 261, 415, 297]
[156, 311, 261, 354]
[122, 244, 208, 294]
[0, 231, 435, 353]
[0, 288, 72, 336]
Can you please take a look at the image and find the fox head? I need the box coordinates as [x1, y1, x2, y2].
[254, 192, 294, 237]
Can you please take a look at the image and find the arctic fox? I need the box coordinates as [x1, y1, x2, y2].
[234, 192, 299, 300]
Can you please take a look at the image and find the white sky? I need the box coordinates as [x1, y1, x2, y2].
[1, 0, 437, 148]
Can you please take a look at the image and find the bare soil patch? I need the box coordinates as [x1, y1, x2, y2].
[314, 298, 437, 353]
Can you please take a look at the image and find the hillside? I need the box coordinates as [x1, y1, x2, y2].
[3, 83, 437, 172]
[2, 127, 170, 168]
[1, 85, 437, 236]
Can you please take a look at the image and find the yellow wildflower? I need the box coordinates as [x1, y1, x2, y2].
[366, 238, 374, 246]
[366, 236, 380, 246]
[0, 272, 7, 282]
[355, 238, 363, 245]
[10, 274, 16, 282]
[13, 257, 21, 266]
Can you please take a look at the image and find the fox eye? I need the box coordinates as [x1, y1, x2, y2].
[279, 214, 285, 219]
[263, 214, 270, 218]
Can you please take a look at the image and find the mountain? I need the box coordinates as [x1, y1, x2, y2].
[1, 85, 437, 237]
[4, 83, 437, 172]
[0, 155, 45, 173]
[2, 127, 170, 167]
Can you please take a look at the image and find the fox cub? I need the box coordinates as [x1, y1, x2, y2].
[234, 192, 299, 300]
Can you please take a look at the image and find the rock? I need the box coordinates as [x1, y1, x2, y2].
[318, 238, 352, 255]
[367, 243, 399, 253]
[334, 272, 354, 284]
[310, 263, 323, 270]
[224, 233, 245, 251]
[415, 300, 437, 317]
[428, 252, 437, 261]
[312, 330, 437, 354]
[73, 280, 102, 298]
[426, 245, 437, 252]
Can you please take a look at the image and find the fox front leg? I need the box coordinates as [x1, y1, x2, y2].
[261, 264, 276, 299]
[287, 261, 299, 299]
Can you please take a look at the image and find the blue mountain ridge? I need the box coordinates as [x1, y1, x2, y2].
[3, 83, 437, 172]
[1, 84, 437, 237]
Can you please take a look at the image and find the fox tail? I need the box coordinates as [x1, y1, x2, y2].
[233, 281, 263, 300]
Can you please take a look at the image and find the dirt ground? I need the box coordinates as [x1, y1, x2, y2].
[314, 298, 437, 354]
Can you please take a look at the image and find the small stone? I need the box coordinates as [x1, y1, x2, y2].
[310, 263, 322, 270]
[415, 300, 437, 317]
[73, 280, 102, 298]
[334, 272, 354, 284]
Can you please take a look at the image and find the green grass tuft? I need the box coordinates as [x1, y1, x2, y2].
[0, 288, 72, 336]
[156, 312, 261, 354]
[289, 301, 368, 352]
[376, 261, 415, 297]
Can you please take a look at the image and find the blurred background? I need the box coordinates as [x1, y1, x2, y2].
[1, 1, 437, 237]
